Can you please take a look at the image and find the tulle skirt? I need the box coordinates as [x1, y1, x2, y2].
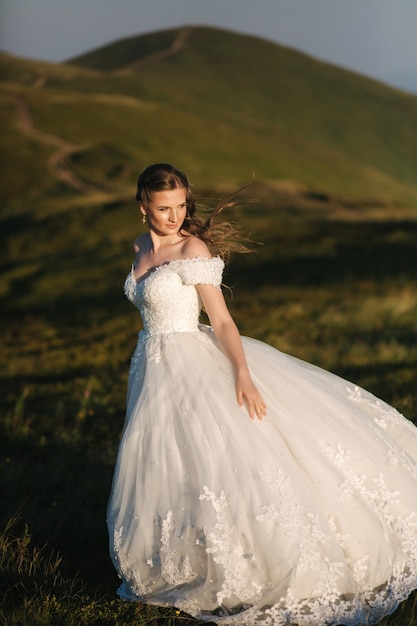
[107, 325, 417, 625]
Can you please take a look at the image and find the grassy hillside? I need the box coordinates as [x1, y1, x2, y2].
[69, 27, 417, 200]
[1, 25, 417, 212]
[1, 26, 417, 625]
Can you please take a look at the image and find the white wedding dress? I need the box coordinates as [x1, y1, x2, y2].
[107, 256, 417, 625]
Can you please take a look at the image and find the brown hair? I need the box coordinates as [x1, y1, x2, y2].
[136, 163, 252, 260]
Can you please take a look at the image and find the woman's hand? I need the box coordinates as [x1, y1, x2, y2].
[236, 368, 267, 421]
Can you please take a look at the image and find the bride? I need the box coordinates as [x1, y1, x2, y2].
[107, 163, 417, 625]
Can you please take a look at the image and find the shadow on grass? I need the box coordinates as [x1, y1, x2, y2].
[0, 437, 117, 596]
[227, 218, 417, 288]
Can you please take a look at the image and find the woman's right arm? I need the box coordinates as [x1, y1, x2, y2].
[197, 282, 267, 421]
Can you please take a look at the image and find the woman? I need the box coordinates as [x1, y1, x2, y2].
[107, 163, 417, 625]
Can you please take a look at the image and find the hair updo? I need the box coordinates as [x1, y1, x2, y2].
[136, 163, 190, 203]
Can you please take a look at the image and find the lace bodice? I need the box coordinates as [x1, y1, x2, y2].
[124, 256, 224, 336]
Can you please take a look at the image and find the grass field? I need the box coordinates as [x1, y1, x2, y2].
[1, 184, 417, 625]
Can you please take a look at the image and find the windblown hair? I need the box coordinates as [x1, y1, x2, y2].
[136, 163, 252, 261]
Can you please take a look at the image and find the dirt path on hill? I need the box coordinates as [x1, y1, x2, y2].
[121, 26, 194, 73]
[12, 93, 101, 193]
[10, 28, 193, 195]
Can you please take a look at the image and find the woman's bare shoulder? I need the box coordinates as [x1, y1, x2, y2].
[181, 236, 211, 259]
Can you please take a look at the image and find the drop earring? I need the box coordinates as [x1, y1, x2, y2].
[142, 214, 146, 224]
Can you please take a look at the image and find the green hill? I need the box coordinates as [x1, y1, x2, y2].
[1, 25, 417, 212]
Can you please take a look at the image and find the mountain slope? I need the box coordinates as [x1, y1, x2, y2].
[69, 27, 417, 198]
[2, 26, 417, 210]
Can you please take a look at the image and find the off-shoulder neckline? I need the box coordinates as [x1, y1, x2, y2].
[131, 255, 224, 285]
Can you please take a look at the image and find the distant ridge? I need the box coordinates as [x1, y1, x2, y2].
[2, 26, 417, 206]
[67, 26, 194, 72]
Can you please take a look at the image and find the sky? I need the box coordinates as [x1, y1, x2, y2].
[1, 0, 417, 93]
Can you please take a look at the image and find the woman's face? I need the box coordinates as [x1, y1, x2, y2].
[141, 187, 187, 238]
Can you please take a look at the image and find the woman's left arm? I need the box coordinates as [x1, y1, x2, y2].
[197, 283, 267, 421]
